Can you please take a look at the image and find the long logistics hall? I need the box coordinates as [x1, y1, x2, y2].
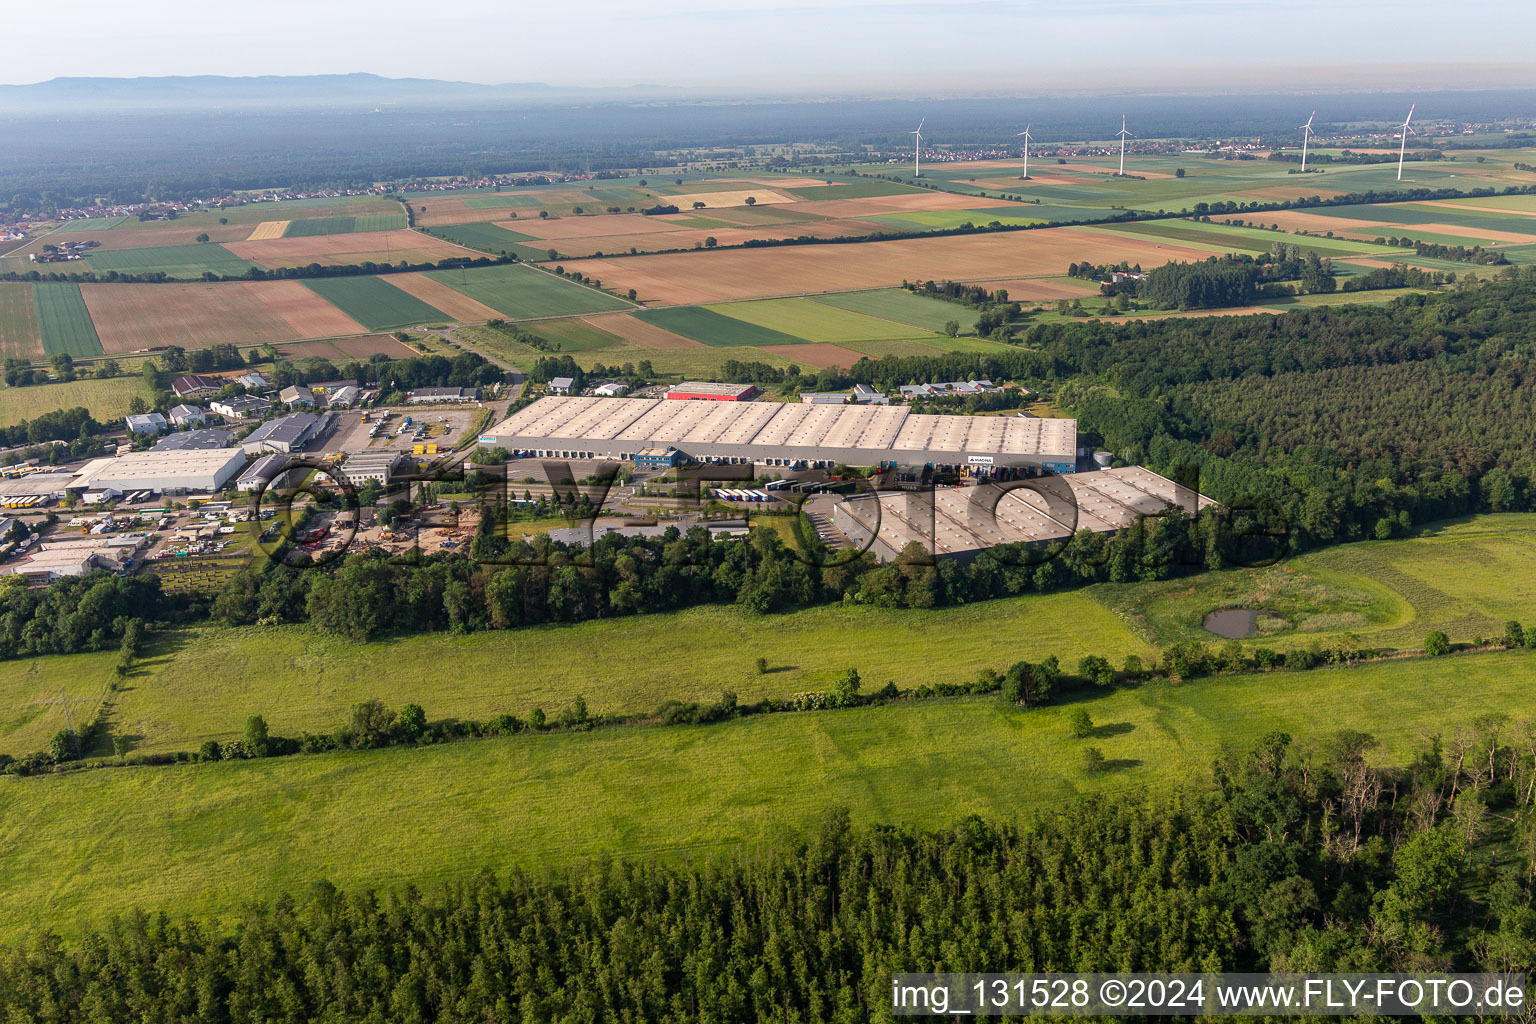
[482, 396, 1078, 473]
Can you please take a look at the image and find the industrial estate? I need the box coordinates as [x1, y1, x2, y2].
[3, 34, 1536, 1018]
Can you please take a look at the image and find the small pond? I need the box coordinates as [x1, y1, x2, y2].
[1202, 608, 1275, 639]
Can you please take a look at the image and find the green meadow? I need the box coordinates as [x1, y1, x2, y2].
[83, 243, 259, 279]
[31, 282, 104, 357]
[423, 264, 629, 319]
[302, 276, 449, 330]
[705, 297, 941, 344]
[812, 288, 982, 333]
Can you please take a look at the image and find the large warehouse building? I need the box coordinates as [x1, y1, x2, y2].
[482, 396, 1077, 473]
[832, 467, 1214, 562]
[69, 449, 247, 495]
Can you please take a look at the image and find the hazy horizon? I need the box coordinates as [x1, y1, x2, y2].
[6, 0, 1534, 93]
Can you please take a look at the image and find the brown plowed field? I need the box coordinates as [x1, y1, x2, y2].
[225, 230, 479, 268]
[965, 277, 1101, 300]
[81, 280, 367, 353]
[276, 335, 418, 361]
[384, 274, 503, 322]
[564, 226, 1213, 305]
[585, 313, 704, 349]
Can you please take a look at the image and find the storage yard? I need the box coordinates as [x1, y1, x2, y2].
[483, 396, 1077, 472]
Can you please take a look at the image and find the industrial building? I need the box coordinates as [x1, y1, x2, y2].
[124, 412, 167, 434]
[278, 385, 316, 407]
[337, 451, 408, 488]
[238, 454, 305, 492]
[408, 387, 478, 403]
[0, 473, 75, 507]
[211, 395, 272, 419]
[634, 446, 683, 470]
[154, 428, 236, 452]
[70, 449, 247, 495]
[665, 382, 758, 402]
[831, 467, 1214, 562]
[168, 404, 205, 428]
[241, 412, 322, 454]
[171, 374, 223, 398]
[482, 396, 1077, 473]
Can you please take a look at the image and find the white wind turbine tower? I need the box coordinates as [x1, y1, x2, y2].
[1016, 123, 1034, 179]
[1298, 110, 1316, 172]
[911, 117, 925, 178]
[1116, 114, 1133, 176]
[1396, 104, 1416, 181]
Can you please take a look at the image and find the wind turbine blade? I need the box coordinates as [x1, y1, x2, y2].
[916, 116, 925, 133]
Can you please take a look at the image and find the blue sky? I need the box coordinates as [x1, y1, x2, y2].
[6, 0, 1532, 90]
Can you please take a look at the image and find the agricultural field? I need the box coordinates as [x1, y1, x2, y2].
[0, 282, 43, 359]
[301, 276, 450, 331]
[704, 297, 945, 344]
[83, 242, 259, 279]
[0, 373, 150, 423]
[422, 221, 543, 258]
[80, 281, 368, 353]
[420, 263, 630, 319]
[3, 644, 1534, 937]
[634, 306, 805, 347]
[281, 213, 408, 236]
[224, 229, 481, 269]
[812, 288, 983, 333]
[31, 282, 104, 357]
[564, 224, 1213, 304]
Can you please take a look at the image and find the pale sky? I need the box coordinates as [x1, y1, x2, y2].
[5, 0, 1533, 92]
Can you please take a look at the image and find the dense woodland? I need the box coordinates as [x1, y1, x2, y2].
[5, 728, 1536, 1021]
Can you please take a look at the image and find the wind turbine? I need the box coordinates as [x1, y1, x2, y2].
[1396, 104, 1415, 181]
[1016, 124, 1034, 179]
[1298, 110, 1316, 172]
[911, 117, 925, 178]
[1116, 115, 1133, 176]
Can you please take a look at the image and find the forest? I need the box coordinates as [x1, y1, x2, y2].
[3, 728, 1534, 1022]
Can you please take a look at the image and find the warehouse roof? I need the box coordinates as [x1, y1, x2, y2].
[666, 382, 757, 398]
[484, 396, 1075, 461]
[71, 449, 247, 490]
[834, 467, 1215, 559]
[154, 428, 235, 451]
[243, 412, 320, 448]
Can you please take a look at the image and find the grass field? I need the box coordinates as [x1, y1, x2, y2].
[301, 276, 450, 331]
[31, 282, 104, 357]
[634, 306, 808, 347]
[84, 243, 259, 279]
[705, 297, 942, 343]
[423, 221, 540, 256]
[0, 282, 43, 358]
[3, 646, 1534, 938]
[0, 373, 150, 423]
[283, 213, 408, 236]
[812, 289, 983, 333]
[422, 264, 630, 319]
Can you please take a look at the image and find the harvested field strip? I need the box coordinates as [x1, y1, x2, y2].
[224, 230, 479, 267]
[78, 281, 366, 353]
[812, 289, 981, 333]
[784, 182, 924, 200]
[301, 277, 449, 331]
[706, 297, 938, 343]
[283, 217, 353, 237]
[32, 282, 104, 357]
[0, 283, 43, 359]
[422, 264, 629, 320]
[634, 306, 808, 347]
[584, 313, 704, 350]
[246, 221, 289, 240]
[384, 274, 504, 323]
[55, 216, 127, 233]
[964, 277, 1101, 301]
[1095, 220, 1272, 253]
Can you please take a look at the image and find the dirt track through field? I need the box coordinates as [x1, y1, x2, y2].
[563, 226, 1213, 305]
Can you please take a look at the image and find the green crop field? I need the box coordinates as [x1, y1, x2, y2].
[423, 264, 629, 319]
[282, 213, 409, 236]
[3, 645, 1534, 938]
[785, 181, 924, 200]
[859, 209, 1049, 231]
[424, 222, 539, 256]
[84, 243, 258, 278]
[54, 216, 128, 233]
[31, 282, 104, 357]
[0, 373, 149, 425]
[519, 316, 623, 352]
[0, 589, 1145, 758]
[301, 276, 449, 330]
[0, 282, 43, 358]
[812, 289, 982, 333]
[461, 194, 545, 210]
[705, 297, 941, 343]
[633, 306, 808, 347]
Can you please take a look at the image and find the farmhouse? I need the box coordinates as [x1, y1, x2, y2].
[665, 382, 757, 402]
[831, 467, 1215, 563]
[170, 374, 224, 398]
[483, 396, 1077, 474]
[546, 377, 575, 395]
[70, 449, 247, 495]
